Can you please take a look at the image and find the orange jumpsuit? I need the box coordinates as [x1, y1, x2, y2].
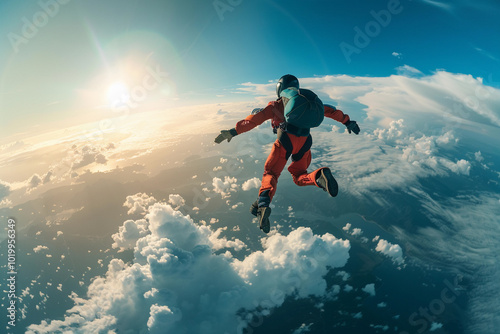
[234, 99, 350, 206]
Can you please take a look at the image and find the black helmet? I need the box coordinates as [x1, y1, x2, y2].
[276, 74, 299, 97]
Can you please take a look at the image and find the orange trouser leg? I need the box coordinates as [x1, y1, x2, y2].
[288, 150, 325, 187]
[259, 139, 288, 202]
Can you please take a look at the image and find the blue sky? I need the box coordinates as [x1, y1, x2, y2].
[0, 0, 499, 138]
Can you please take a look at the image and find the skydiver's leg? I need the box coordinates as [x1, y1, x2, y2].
[254, 139, 288, 233]
[289, 153, 338, 196]
[288, 136, 337, 196]
[287, 134, 320, 186]
[288, 150, 320, 186]
[258, 139, 288, 207]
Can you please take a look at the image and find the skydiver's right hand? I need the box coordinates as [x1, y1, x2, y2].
[214, 129, 237, 144]
[345, 120, 360, 135]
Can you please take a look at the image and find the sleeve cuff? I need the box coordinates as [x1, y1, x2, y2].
[229, 128, 238, 136]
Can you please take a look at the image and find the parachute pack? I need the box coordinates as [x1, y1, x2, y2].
[280, 87, 324, 133]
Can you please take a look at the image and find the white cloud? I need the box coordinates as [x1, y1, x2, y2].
[392, 52, 402, 58]
[474, 47, 500, 62]
[336, 271, 350, 281]
[28, 200, 350, 334]
[375, 239, 404, 265]
[0, 198, 12, 207]
[352, 312, 363, 319]
[292, 323, 313, 334]
[147, 304, 182, 333]
[42, 170, 53, 184]
[371, 324, 389, 331]
[0, 140, 25, 154]
[212, 176, 238, 199]
[111, 219, 149, 251]
[362, 283, 376, 297]
[123, 193, 157, 215]
[242, 177, 261, 191]
[28, 174, 42, 189]
[209, 227, 247, 251]
[168, 194, 185, 208]
[474, 151, 484, 162]
[231, 202, 243, 209]
[33, 245, 49, 253]
[317, 124, 473, 195]
[0, 180, 11, 201]
[439, 158, 471, 175]
[351, 228, 363, 236]
[430, 322, 443, 331]
[342, 223, 351, 231]
[323, 285, 340, 301]
[344, 284, 353, 292]
[435, 130, 456, 146]
[233, 227, 351, 299]
[70, 144, 108, 170]
[396, 65, 423, 77]
[377, 302, 387, 308]
[27, 170, 53, 191]
[419, 0, 453, 11]
[373, 119, 405, 141]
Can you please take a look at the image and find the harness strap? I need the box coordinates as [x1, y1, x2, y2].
[277, 128, 293, 160]
[291, 134, 312, 162]
[277, 128, 312, 162]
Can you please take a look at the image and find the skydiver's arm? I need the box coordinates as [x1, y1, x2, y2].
[214, 102, 276, 144]
[234, 102, 276, 135]
[324, 104, 360, 135]
[324, 104, 350, 124]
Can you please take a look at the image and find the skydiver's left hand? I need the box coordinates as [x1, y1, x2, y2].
[345, 120, 360, 135]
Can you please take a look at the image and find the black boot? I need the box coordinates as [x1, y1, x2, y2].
[316, 168, 338, 197]
[257, 206, 271, 234]
[250, 200, 258, 217]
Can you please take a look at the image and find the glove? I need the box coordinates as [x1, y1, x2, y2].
[345, 120, 360, 135]
[214, 128, 238, 144]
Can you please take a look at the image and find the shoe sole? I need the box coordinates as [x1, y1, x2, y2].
[258, 207, 271, 233]
[321, 168, 338, 197]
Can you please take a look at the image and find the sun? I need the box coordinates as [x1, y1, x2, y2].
[107, 81, 130, 109]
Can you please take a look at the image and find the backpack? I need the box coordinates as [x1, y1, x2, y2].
[280, 87, 324, 129]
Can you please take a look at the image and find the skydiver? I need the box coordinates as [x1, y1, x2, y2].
[215, 74, 360, 233]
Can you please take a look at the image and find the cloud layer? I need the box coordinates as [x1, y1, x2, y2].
[28, 196, 350, 334]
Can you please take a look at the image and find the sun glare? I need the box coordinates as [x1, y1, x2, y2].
[107, 81, 130, 109]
